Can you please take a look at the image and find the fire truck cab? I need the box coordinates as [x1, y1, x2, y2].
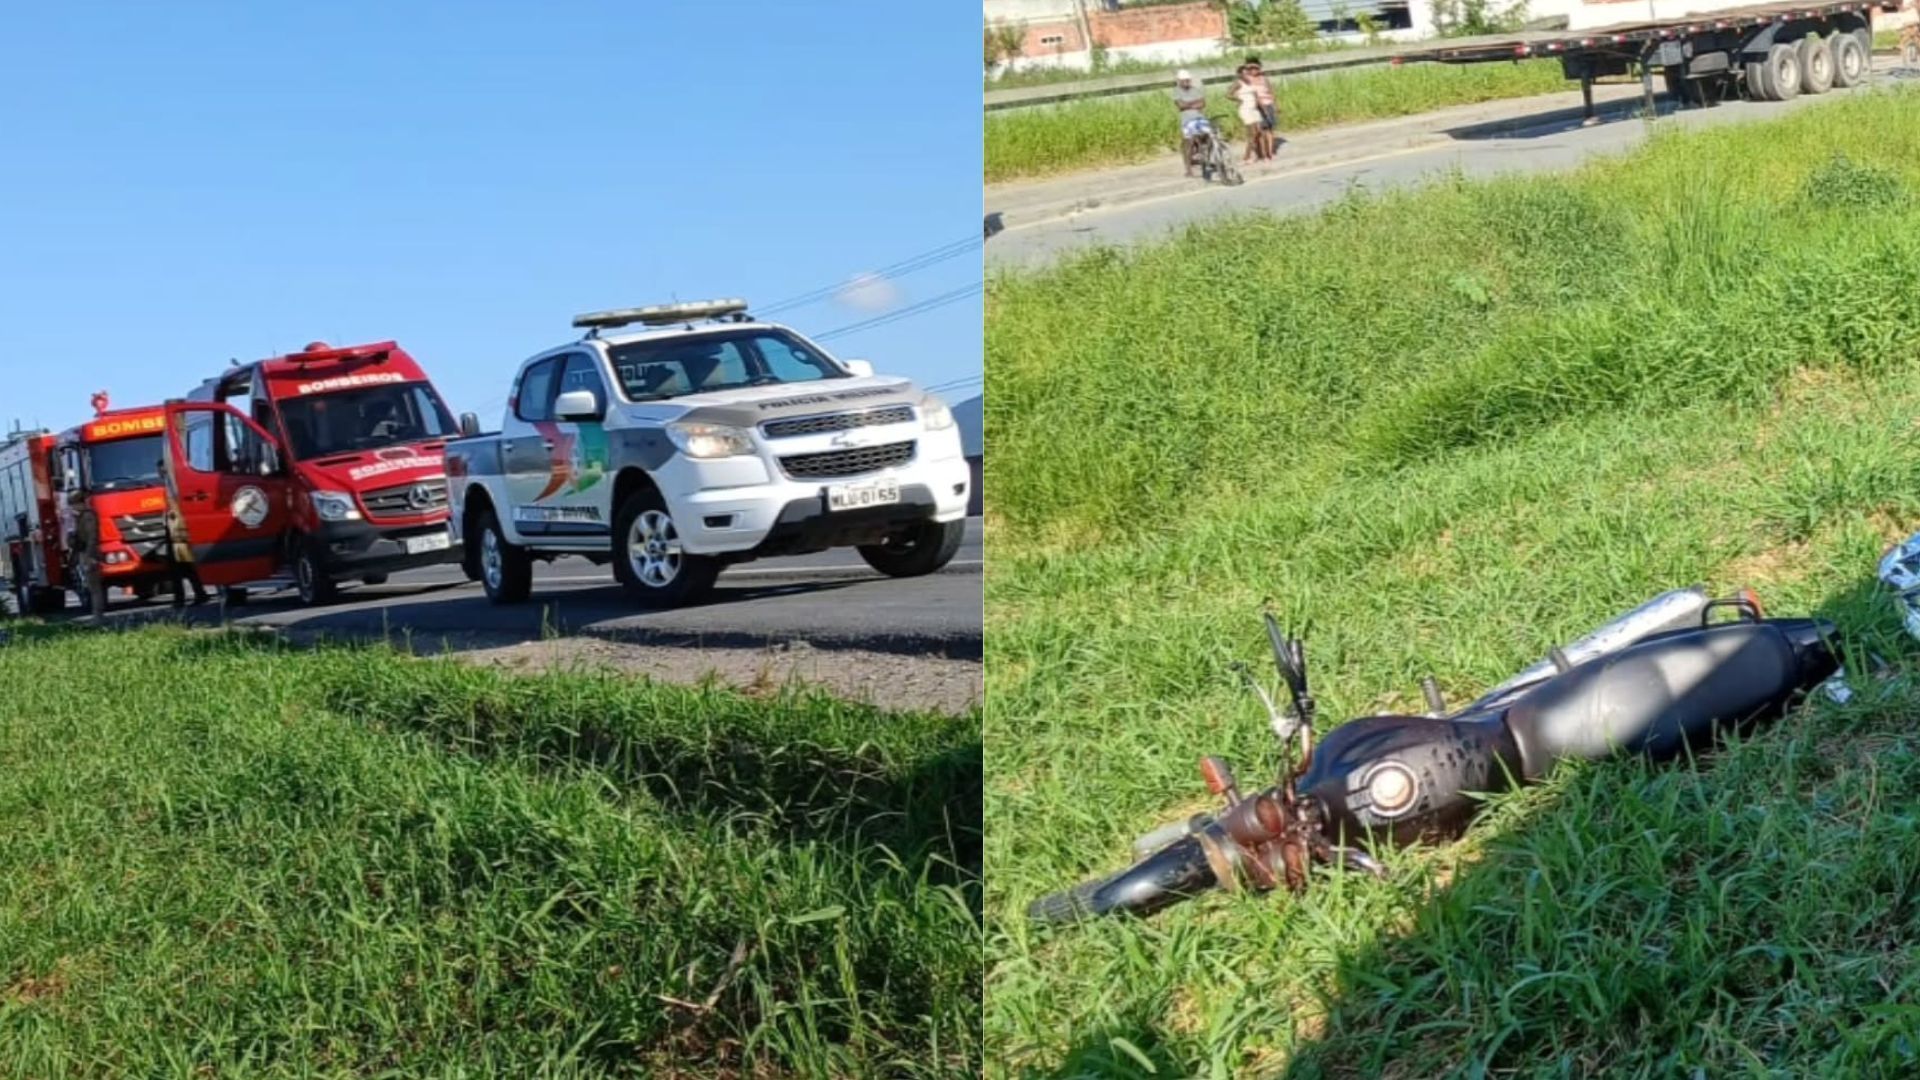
[175, 340, 462, 603]
[0, 400, 181, 614]
[53, 405, 177, 601]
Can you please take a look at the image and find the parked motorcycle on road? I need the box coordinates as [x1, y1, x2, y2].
[1028, 588, 1845, 925]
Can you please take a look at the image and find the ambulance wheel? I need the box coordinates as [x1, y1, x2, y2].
[294, 538, 339, 606]
[858, 519, 966, 578]
[613, 489, 717, 607]
[477, 508, 532, 605]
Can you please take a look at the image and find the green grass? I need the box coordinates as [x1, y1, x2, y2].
[985, 60, 1569, 182]
[0, 627, 981, 1077]
[984, 88, 1920, 1075]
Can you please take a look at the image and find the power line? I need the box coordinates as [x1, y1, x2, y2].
[759, 236, 982, 317]
[812, 283, 984, 343]
[926, 374, 983, 394]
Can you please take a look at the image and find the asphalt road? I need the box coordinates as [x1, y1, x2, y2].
[988, 60, 1919, 268]
[87, 517, 984, 658]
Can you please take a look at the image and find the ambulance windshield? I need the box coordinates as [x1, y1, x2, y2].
[276, 383, 457, 460]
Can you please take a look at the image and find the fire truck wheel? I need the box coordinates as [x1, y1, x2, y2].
[613, 489, 717, 608]
[293, 538, 340, 606]
[477, 508, 532, 604]
[28, 586, 64, 615]
[132, 581, 156, 602]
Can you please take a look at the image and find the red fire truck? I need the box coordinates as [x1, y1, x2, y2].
[0, 396, 180, 613]
[173, 340, 462, 603]
[1, 427, 59, 613]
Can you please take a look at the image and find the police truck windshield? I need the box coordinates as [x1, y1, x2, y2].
[277, 383, 456, 460]
[85, 435, 164, 493]
[610, 329, 849, 402]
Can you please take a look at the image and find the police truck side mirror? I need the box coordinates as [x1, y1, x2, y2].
[460, 412, 481, 437]
[843, 359, 875, 378]
[553, 390, 602, 422]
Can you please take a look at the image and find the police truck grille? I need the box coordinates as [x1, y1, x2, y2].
[111, 511, 167, 543]
[761, 405, 914, 440]
[780, 440, 916, 480]
[363, 478, 449, 518]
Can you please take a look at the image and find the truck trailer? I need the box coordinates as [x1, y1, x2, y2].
[1395, 0, 1899, 123]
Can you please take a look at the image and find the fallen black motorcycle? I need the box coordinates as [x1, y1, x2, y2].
[1028, 588, 1844, 925]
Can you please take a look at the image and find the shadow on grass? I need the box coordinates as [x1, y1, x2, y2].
[1266, 574, 1920, 1076]
[163, 630, 984, 894]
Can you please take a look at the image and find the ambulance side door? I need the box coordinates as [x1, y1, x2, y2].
[161, 401, 292, 587]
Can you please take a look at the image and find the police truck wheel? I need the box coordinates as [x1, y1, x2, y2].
[477, 508, 532, 604]
[613, 490, 717, 607]
[858, 519, 966, 578]
[360, 573, 389, 586]
[293, 539, 338, 606]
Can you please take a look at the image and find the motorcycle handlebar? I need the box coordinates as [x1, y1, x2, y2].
[1027, 834, 1220, 925]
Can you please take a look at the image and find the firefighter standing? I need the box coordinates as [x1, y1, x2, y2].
[71, 490, 107, 618]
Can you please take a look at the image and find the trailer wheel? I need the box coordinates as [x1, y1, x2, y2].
[1798, 35, 1835, 94]
[1830, 30, 1868, 88]
[1744, 57, 1775, 101]
[1765, 43, 1802, 101]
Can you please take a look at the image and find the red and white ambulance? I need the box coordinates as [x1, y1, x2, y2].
[169, 340, 462, 604]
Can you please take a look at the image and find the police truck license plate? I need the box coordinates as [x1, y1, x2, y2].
[828, 479, 900, 511]
[405, 532, 452, 555]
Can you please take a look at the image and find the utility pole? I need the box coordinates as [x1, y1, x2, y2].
[1072, 0, 1094, 68]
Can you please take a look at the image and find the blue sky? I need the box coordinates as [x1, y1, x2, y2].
[0, 2, 982, 433]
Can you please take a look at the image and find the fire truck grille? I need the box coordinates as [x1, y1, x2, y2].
[780, 440, 916, 480]
[761, 405, 914, 440]
[112, 511, 167, 543]
[363, 478, 449, 518]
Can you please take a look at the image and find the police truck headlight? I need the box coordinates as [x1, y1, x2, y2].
[666, 422, 754, 459]
[920, 394, 955, 432]
[311, 491, 362, 522]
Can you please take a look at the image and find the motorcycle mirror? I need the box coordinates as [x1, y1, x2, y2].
[1263, 612, 1308, 697]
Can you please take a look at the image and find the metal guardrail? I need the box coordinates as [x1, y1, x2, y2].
[983, 44, 1411, 111]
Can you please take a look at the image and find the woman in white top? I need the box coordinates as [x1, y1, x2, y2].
[1229, 65, 1268, 163]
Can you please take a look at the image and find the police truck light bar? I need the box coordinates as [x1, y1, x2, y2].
[572, 298, 750, 331]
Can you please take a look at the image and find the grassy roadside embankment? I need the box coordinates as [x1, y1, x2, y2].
[984, 88, 1920, 1075]
[0, 627, 981, 1077]
[985, 60, 1568, 182]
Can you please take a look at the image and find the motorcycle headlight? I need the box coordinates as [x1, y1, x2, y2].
[666, 422, 755, 459]
[920, 394, 955, 431]
[311, 490, 362, 522]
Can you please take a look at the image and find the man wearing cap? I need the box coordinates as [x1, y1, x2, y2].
[1170, 70, 1209, 177]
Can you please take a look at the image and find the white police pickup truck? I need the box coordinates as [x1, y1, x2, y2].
[445, 299, 973, 606]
